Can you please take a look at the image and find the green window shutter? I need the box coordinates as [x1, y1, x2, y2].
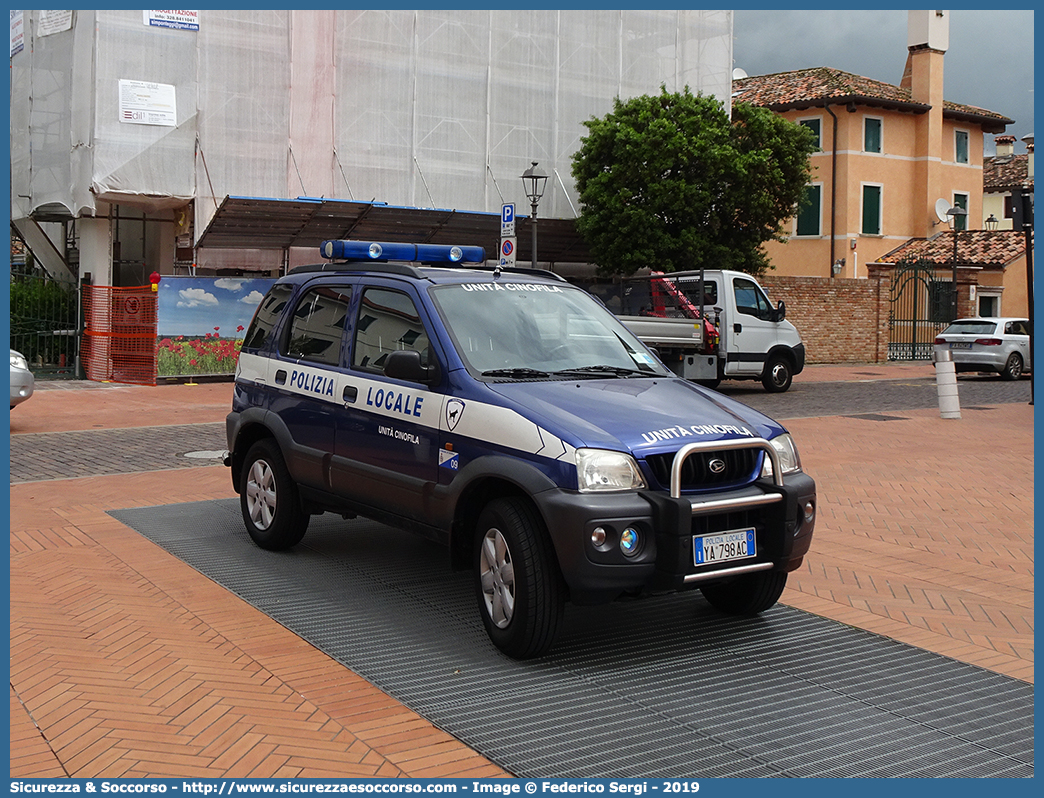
[955, 131, 969, 164]
[796, 184, 821, 236]
[862, 185, 881, 235]
[800, 119, 821, 149]
[953, 194, 968, 231]
[864, 118, 882, 152]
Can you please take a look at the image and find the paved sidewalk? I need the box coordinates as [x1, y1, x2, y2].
[8, 364, 1034, 777]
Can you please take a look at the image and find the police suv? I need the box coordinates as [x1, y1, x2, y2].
[225, 241, 816, 658]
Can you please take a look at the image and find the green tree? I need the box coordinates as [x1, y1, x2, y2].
[570, 86, 817, 276]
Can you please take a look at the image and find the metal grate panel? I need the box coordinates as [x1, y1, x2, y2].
[111, 500, 1034, 779]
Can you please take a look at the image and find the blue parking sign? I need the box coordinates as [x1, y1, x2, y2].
[501, 203, 515, 237]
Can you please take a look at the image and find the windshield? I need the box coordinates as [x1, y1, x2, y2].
[431, 281, 670, 379]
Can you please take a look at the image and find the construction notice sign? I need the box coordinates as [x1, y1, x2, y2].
[119, 79, 177, 127]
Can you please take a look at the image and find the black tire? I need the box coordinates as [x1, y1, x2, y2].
[474, 497, 565, 659]
[761, 355, 793, 393]
[696, 378, 722, 390]
[1000, 352, 1023, 381]
[240, 439, 309, 550]
[700, 570, 787, 615]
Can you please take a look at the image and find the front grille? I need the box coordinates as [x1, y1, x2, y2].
[644, 448, 758, 492]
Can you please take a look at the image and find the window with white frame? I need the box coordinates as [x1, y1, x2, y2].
[861, 184, 882, 235]
[864, 117, 882, 153]
[955, 129, 970, 164]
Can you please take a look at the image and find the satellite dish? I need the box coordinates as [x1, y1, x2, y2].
[732, 67, 748, 80]
[935, 198, 952, 223]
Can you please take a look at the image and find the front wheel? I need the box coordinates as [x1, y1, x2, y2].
[474, 497, 565, 659]
[240, 439, 309, 550]
[1000, 352, 1023, 381]
[762, 355, 793, 393]
[700, 570, 787, 615]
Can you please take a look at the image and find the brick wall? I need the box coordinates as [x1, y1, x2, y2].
[762, 275, 890, 364]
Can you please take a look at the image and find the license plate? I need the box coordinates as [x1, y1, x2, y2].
[950, 342, 972, 349]
[694, 528, 756, 566]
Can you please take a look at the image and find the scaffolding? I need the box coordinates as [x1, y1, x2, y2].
[11, 9, 733, 250]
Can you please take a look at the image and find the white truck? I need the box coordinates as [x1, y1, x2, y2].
[568, 270, 806, 392]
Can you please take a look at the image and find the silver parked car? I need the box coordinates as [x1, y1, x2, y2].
[10, 349, 35, 408]
[933, 317, 1032, 380]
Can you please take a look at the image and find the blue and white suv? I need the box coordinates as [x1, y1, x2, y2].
[225, 241, 816, 658]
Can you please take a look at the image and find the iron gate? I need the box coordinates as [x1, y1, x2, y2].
[888, 259, 954, 361]
[9, 262, 81, 378]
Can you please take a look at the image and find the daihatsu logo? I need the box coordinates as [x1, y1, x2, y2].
[709, 458, 727, 475]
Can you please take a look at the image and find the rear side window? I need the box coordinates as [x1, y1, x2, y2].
[241, 284, 294, 351]
[282, 285, 353, 366]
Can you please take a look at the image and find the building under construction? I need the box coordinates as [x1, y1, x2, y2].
[10, 9, 733, 285]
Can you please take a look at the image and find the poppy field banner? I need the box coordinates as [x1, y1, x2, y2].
[156, 276, 275, 377]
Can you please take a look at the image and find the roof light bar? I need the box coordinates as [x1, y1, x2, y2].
[321, 240, 485, 264]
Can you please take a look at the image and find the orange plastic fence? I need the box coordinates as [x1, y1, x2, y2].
[81, 285, 158, 386]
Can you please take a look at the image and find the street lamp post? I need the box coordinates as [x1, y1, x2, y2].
[521, 161, 548, 268]
[946, 205, 968, 320]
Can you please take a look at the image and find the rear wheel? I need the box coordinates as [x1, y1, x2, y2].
[474, 497, 564, 659]
[700, 570, 787, 615]
[761, 355, 793, 393]
[1001, 352, 1023, 381]
[240, 439, 309, 550]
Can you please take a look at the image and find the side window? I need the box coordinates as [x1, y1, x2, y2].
[733, 278, 773, 319]
[282, 285, 353, 366]
[353, 288, 430, 372]
[241, 284, 293, 351]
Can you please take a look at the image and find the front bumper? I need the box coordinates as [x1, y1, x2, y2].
[534, 439, 816, 604]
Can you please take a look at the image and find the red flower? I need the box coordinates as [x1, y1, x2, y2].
[236, 325, 244, 332]
[189, 359, 198, 366]
[214, 326, 220, 332]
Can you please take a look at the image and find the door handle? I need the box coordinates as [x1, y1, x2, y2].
[733, 323, 742, 334]
[275, 369, 287, 385]
[343, 385, 358, 406]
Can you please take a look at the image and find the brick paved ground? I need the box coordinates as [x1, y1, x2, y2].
[8, 365, 1034, 777]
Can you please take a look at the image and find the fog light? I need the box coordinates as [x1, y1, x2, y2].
[620, 527, 641, 557]
[591, 527, 607, 547]
[804, 501, 815, 522]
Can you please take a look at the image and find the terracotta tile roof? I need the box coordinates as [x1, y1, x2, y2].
[984, 153, 1033, 192]
[876, 230, 1026, 267]
[733, 67, 1013, 131]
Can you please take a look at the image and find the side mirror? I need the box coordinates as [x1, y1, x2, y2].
[774, 300, 786, 322]
[383, 349, 439, 384]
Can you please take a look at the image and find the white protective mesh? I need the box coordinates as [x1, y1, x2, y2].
[11, 9, 732, 247]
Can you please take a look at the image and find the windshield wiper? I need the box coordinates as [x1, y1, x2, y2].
[551, 365, 647, 378]
[481, 367, 551, 379]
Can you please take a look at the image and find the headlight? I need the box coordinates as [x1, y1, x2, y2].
[11, 352, 28, 370]
[760, 433, 802, 478]
[576, 448, 646, 492]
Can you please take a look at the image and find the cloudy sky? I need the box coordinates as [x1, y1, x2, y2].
[733, 8, 1034, 154]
